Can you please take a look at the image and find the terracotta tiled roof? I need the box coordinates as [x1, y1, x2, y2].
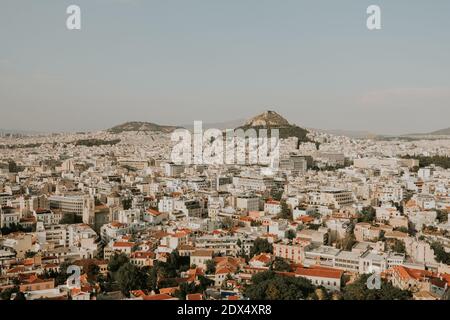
[186, 293, 203, 300]
[295, 266, 343, 279]
[113, 241, 134, 248]
[143, 293, 174, 300]
[191, 249, 213, 257]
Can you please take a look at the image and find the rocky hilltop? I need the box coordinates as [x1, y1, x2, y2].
[107, 121, 180, 134]
[237, 110, 309, 142]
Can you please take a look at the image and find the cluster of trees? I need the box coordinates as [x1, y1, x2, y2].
[243, 271, 318, 300]
[336, 222, 356, 250]
[277, 200, 293, 220]
[122, 198, 133, 210]
[387, 239, 406, 254]
[0, 223, 32, 235]
[436, 210, 449, 223]
[41, 262, 74, 286]
[285, 229, 296, 240]
[402, 155, 450, 169]
[250, 220, 262, 227]
[336, 231, 356, 251]
[173, 276, 214, 300]
[307, 224, 322, 231]
[268, 257, 292, 272]
[104, 251, 193, 297]
[205, 260, 216, 275]
[74, 139, 121, 147]
[1, 143, 42, 150]
[342, 274, 412, 300]
[0, 287, 26, 300]
[270, 189, 284, 201]
[220, 217, 235, 230]
[107, 253, 154, 296]
[6, 160, 25, 173]
[357, 206, 376, 223]
[250, 238, 273, 258]
[431, 242, 450, 264]
[393, 226, 409, 233]
[310, 164, 346, 171]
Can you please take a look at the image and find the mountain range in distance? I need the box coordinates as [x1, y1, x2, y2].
[429, 127, 450, 135]
[106, 121, 181, 134]
[2, 110, 449, 139]
[106, 110, 309, 143]
[104, 111, 391, 140]
[406, 127, 450, 136]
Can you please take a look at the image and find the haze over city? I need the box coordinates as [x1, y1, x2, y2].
[1, 0, 450, 134]
[2, 0, 450, 307]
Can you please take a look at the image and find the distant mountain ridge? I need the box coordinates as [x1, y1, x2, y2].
[236, 110, 310, 142]
[402, 126, 450, 137]
[107, 121, 180, 134]
[428, 127, 450, 135]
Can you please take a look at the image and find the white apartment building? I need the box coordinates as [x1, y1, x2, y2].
[375, 183, 404, 203]
[158, 197, 174, 213]
[32, 209, 62, 227]
[235, 194, 260, 212]
[264, 200, 281, 215]
[49, 194, 88, 217]
[232, 176, 275, 192]
[308, 188, 354, 209]
[0, 193, 13, 207]
[0, 206, 20, 228]
[164, 163, 185, 177]
[117, 208, 141, 224]
[100, 222, 131, 243]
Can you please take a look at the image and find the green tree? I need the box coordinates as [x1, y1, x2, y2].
[25, 251, 37, 258]
[174, 282, 199, 300]
[244, 271, 316, 300]
[357, 206, 376, 223]
[285, 229, 296, 240]
[390, 239, 406, 254]
[122, 198, 132, 210]
[431, 242, 450, 264]
[198, 275, 214, 291]
[8, 160, 18, 173]
[116, 263, 148, 296]
[436, 210, 448, 223]
[0, 287, 19, 300]
[270, 189, 284, 201]
[269, 257, 292, 272]
[277, 200, 293, 220]
[394, 226, 409, 233]
[402, 155, 450, 169]
[54, 261, 72, 286]
[250, 238, 273, 258]
[342, 274, 412, 300]
[87, 263, 100, 282]
[13, 292, 26, 300]
[338, 231, 356, 251]
[205, 260, 216, 275]
[108, 253, 129, 273]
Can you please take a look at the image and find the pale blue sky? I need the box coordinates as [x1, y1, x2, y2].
[1, 0, 449, 134]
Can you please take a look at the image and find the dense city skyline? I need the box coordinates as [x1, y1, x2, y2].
[1, 1, 450, 304]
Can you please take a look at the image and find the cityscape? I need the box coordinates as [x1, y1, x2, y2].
[0, 110, 450, 300]
[1, 0, 450, 305]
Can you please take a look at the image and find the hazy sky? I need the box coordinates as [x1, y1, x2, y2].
[1, 0, 449, 134]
